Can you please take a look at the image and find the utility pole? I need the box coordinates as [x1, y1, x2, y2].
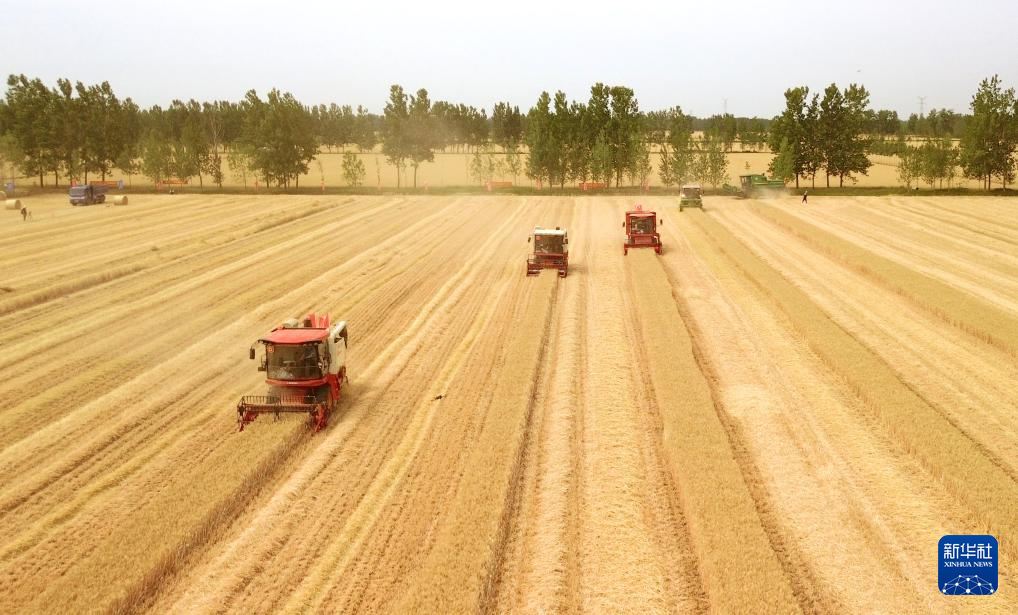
[723, 98, 728, 115]
[918, 96, 926, 117]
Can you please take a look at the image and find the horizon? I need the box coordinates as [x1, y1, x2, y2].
[3, 0, 1017, 118]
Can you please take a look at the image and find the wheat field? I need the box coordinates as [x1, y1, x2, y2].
[10, 148, 987, 190]
[0, 192, 1014, 613]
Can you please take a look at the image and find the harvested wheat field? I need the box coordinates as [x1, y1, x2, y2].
[0, 192, 1015, 614]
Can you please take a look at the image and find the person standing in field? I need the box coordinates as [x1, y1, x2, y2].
[21, 207, 30, 221]
[801, 190, 808, 204]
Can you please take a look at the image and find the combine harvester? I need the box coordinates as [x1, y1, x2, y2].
[623, 205, 663, 255]
[723, 173, 785, 198]
[237, 313, 348, 432]
[526, 226, 569, 277]
[679, 183, 703, 211]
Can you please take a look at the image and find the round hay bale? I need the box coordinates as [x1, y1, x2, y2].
[112, 195, 128, 206]
[4, 199, 22, 211]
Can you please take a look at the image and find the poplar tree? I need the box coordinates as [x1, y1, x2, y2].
[960, 75, 1017, 189]
[382, 85, 410, 189]
[525, 91, 555, 186]
[407, 88, 437, 188]
[768, 87, 810, 188]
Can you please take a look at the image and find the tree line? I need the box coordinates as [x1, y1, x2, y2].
[1, 73, 1016, 190]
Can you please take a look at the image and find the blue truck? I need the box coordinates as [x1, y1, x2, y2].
[69, 184, 107, 205]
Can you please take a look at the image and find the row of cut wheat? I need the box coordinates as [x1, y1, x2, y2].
[690, 212, 1018, 553]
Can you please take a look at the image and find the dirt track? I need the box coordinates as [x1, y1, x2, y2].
[0, 193, 1015, 613]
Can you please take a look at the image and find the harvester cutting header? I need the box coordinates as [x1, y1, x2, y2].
[237, 313, 348, 432]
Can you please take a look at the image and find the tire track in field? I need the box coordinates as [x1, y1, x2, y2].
[0, 195, 291, 311]
[688, 211, 1018, 560]
[564, 200, 701, 613]
[719, 208, 1018, 484]
[0, 196, 492, 615]
[0, 197, 467, 565]
[343, 199, 571, 614]
[273, 200, 554, 614]
[751, 203, 1018, 355]
[0, 197, 384, 351]
[492, 198, 590, 614]
[877, 198, 1018, 256]
[0, 197, 408, 414]
[485, 198, 582, 613]
[390, 271, 559, 614]
[698, 204, 1018, 612]
[0, 197, 430, 479]
[285, 200, 547, 613]
[655, 209, 837, 612]
[777, 201, 1018, 309]
[893, 196, 1018, 237]
[661, 206, 961, 612]
[149, 197, 541, 614]
[623, 243, 799, 614]
[0, 195, 306, 291]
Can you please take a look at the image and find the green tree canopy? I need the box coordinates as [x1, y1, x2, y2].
[960, 75, 1017, 189]
[239, 89, 317, 188]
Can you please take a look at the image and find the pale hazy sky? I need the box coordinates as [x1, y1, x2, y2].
[3, 0, 1016, 118]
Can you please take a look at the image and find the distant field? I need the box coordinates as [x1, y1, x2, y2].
[1, 193, 1015, 613]
[6, 149, 988, 191]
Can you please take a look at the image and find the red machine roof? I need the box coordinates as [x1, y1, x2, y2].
[259, 313, 331, 344]
[626, 211, 656, 217]
[261, 328, 328, 344]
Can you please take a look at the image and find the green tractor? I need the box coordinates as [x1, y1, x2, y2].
[679, 184, 703, 212]
[723, 174, 785, 198]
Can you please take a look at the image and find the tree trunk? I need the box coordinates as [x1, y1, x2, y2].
[295, 175, 299, 189]
[825, 171, 830, 188]
[795, 175, 800, 189]
[839, 174, 844, 188]
[413, 165, 418, 188]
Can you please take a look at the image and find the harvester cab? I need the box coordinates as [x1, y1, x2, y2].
[623, 205, 662, 255]
[237, 313, 348, 432]
[526, 226, 569, 277]
[679, 184, 703, 211]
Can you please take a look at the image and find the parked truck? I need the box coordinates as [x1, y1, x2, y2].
[69, 185, 107, 206]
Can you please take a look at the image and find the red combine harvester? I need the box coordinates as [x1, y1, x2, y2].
[526, 226, 569, 277]
[623, 205, 663, 254]
[237, 313, 348, 432]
